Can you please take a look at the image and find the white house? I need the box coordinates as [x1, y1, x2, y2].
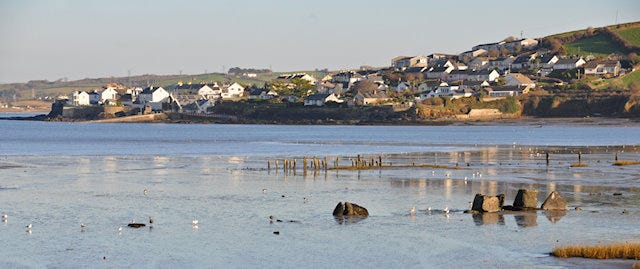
[485, 85, 531, 98]
[221, 82, 245, 99]
[138, 86, 170, 104]
[467, 57, 490, 70]
[70, 91, 90, 106]
[505, 73, 536, 88]
[553, 58, 586, 70]
[303, 93, 341, 106]
[534, 55, 559, 69]
[459, 49, 487, 60]
[100, 87, 119, 103]
[425, 66, 454, 79]
[181, 99, 215, 114]
[583, 60, 621, 77]
[354, 91, 391, 106]
[277, 73, 317, 85]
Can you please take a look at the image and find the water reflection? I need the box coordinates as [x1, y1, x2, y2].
[514, 213, 538, 227]
[544, 210, 567, 223]
[472, 212, 505, 225]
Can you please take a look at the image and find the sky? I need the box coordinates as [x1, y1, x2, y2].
[1, 0, 639, 83]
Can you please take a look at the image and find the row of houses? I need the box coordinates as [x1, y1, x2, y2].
[66, 82, 246, 114]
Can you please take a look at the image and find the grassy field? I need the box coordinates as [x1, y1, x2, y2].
[564, 35, 625, 57]
[616, 26, 640, 47]
[622, 69, 640, 87]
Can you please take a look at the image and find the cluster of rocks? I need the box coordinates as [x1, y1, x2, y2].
[469, 189, 568, 213]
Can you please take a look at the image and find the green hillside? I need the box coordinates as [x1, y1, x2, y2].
[616, 26, 640, 47]
[564, 35, 625, 57]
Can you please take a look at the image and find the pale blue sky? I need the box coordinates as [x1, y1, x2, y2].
[1, 0, 639, 83]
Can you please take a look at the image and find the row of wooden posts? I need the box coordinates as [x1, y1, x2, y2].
[267, 155, 385, 172]
[267, 151, 623, 172]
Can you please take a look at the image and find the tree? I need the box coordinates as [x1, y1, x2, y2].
[500, 48, 509, 56]
[503, 36, 516, 42]
[514, 44, 522, 54]
[352, 80, 377, 93]
[488, 49, 499, 58]
[586, 27, 595, 37]
[290, 78, 315, 97]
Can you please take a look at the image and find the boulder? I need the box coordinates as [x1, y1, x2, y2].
[333, 202, 369, 217]
[513, 189, 539, 209]
[127, 223, 146, 228]
[541, 191, 568, 210]
[471, 194, 501, 213]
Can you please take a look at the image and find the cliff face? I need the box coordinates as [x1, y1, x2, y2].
[521, 94, 640, 117]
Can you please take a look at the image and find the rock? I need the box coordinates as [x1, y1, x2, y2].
[333, 202, 369, 217]
[541, 191, 568, 210]
[513, 189, 539, 209]
[127, 223, 146, 228]
[471, 194, 501, 213]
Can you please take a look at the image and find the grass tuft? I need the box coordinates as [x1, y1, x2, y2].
[614, 160, 640, 166]
[551, 243, 640, 259]
[570, 163, 589, 167]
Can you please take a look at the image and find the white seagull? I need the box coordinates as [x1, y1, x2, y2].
[2, 214, 7, 222]
[192, 219, 199, 226]
[81, 223, 86, 232]
[410, 207, 415, 215]
[118, 227, 123, 234]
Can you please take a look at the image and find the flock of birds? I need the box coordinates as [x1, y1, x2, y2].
[3, 170, 478, 235]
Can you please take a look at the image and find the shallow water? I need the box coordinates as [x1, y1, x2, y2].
[1, 121, 639, 268]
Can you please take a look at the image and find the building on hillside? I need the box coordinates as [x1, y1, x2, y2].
[303, 93, 341, 106]
[553, 58, 586, 70]
[221, 82, 245, 99]
[505, 73, 536, 88]
[70, 91, 91, 106]
[391, 55, 428, 69]
[354, 91, 391, 106]
[583, 60, 621, 77]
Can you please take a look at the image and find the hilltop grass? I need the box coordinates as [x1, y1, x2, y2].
[616, 26, 640, 47]
[564, 35, 626, 57]
[551, 243, 640, 259]
[622, 69, 640, 87]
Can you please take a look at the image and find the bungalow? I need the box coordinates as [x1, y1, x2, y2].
[332, 71, 363, 85]
[172, 83, 219, 99]
[473, 41, 506, 52]
[505, 73, 536, 88]
[425, 66, 454, 79]
[304, 93, 341, 106]
[70, 91, 90, 106]
[485, 85, 531, 98]
[503, 38, 539, 52]
[583, 60, 621, 77]
[391, 55, 428, 69]
[534, 55, 559, 69]
[354, 91, 391, 106]
[511, 55, 535, 70]
[553, 58, 586, 70]
[448, 70, 499, 82]
[459, 80, 490, 90]
[181, 99, 215, 114]
[277, 73, 317, 85]
[221, 82, 245, 99]
[248, 88, 278, 100]
[487, 56, 515, 71]
[421, 83, 461, 99]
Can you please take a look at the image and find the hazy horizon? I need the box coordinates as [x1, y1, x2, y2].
[1, 0, 639, 84]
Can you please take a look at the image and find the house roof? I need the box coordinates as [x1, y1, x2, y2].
[583, 60, 620, 68]
[404, 67, 426, 73]
[538, 55, 557, 63]
[507, 73, 534, 85]
[305, 93, 332, 101]
[141, 86, 163, 94]
[429, 67, 449, 73]
[357, 91, 389, 99]
[555, 58, 584, 65]
[512, 55, 532, 64]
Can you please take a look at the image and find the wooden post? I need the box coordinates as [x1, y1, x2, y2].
[578, 152, 582, 164]
[293, 159, 297, 171]
[378, 155, 382, 167]
[615, 152, 619, 161]
[267, 160, 271, 171]
[275, 160, 279, 170]
[546, 152, 550, 166]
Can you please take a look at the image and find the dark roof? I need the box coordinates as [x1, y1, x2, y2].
[428, 67, 449, 73]
[555, 58, 583, 65]
[538, 55, 557, 63]
[512, 56, 532, 64]
[404, 67, 426, 73]
[305, 93, 332, 101]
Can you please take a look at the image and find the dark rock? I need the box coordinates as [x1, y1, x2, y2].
[496, 193, 505, 208]
[613, 192, 622, 196]
[541, 191, 568, 210]
[471, 194, 501, 213]
[513, 189, 538, 209]
[127, 223, 146, 228]
[273, 231, 280, 235]
[332, 202, 369, 217]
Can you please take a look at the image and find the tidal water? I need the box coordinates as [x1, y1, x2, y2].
[1, 117, 639, 268]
